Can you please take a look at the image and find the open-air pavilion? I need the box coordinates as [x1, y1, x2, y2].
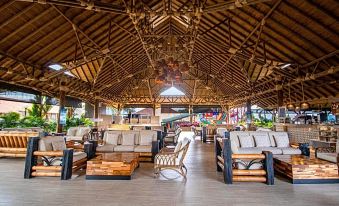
[0, 0, 338, 205]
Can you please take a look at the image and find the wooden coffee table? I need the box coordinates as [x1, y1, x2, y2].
[274, 155, 339, 184]
[86, 153, 139, 180]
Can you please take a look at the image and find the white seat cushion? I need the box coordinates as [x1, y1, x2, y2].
[134, 145, 152, 153]
[256, 147, 283, 155]
[114, 145, 134, 152]
[317, 153, 338, 163]
[96, 144, 115, 152]
[73, 152, 87, 162]
[237, 148, 262, 154]
[49, 151, 87, 166]
[121, 133, 135, 146]
[65, 136, 83, 141]
[280, 147, 301, 155]
[252, 133, 271, 147]
[238, 135, 254, 148]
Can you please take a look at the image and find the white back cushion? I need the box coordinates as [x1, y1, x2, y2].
[139, 131, 155, 145]
[230, 132, 244, 147]
[66, 127, 77, 136]
[238, 135, 254, 148]
[76, 127, 90, 136]
[51, 141, 66, 151]
[274, 132, 290, 147]
[268, 132, 277, 147]
[104, 132, 119, 145]
[251, 132, 271, 147]
[39, 136, 64, 151]
[121, 133, 135, 145]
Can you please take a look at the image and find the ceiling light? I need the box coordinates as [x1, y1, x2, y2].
[280, 63, 291, 69]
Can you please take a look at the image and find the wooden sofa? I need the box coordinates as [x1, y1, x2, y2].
[24, 136, 95, 180]
[215, 136, 274, 185]
[0, 131, 40, 158]
[96, 130, 162, 162]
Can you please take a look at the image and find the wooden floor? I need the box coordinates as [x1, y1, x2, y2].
[1, 140, 339, 206]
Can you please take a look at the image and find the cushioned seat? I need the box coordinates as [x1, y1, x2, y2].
[317, 153, 337, 163]
[73, 152, 87, 162]
[280, 147, 302, 155]
[96, 144, 115, 152]
[114, 145, 134, 152]
[237, 148, 262, 154]
[257, 147, 283, 155]
[134, 145, 152, 153]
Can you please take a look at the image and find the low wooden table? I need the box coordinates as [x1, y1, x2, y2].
[86, 153, 139, 180]
[274, 155, 339, 184]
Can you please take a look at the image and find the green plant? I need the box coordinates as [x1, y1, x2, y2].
[27, 96, 52, 120]
[0, 112, 21, 128]
[64, 115, 93, 131]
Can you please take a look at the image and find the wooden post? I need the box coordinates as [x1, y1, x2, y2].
[214, 135, 222, 172]
[156, 130, 163, 149]
[151, 140, 159, 162]
[189, 105, 193, 123]
[223, 137, 233, 184]
[277, 85, 284, 107]
[61, 149, 74, 180]
[94, 98, 99, 128]
[262, 151, 274, 185]
[152, 104, 156, 116]
[202, 126, 207, 143]
[24, 137, 39, 179]
[57, 86, 66, 133]
[246, 99, 252, 129]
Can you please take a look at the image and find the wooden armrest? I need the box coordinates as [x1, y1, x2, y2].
[33, 151, 65, 156]
[160, 147, 174, 153]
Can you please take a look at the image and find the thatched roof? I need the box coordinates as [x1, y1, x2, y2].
[0, 0, 338, 109]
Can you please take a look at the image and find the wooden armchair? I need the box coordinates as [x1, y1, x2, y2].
[154, 138, 190, 180]
[215, 136, 274, 185]
[24, 136, 95, 180]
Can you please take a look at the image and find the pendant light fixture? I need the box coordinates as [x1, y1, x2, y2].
[300, 81, 309, 110]
[287, 82, 295, 110]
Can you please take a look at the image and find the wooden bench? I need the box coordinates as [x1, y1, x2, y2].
[0, 132, 39, 158]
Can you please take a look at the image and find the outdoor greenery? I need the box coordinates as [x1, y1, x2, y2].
[0, 96, 93, 133]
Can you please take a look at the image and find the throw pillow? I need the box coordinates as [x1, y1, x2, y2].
[238, 135, 254, 148]
[122, 133, 135, 145]
[51, 141, 66, 151]
[253, 134, 271, 147]
[274, 134, 290, 147]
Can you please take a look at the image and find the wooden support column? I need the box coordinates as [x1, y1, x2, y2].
[189, 105, 193, 123]
[94, 97, 99, 128]
[152, 104, 156, 116]
[277, 89, 284, 107]
[246, 99, 252, 129]
[57, 85, 67, 133]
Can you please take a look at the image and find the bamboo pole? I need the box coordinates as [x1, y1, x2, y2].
[32, 166, 62, 171]
[0, 148, 27, 152]
[233, 176, 266, 182]
[32, 172, 61, 177]
[0, 153, 26, 157]
[233, 169, 266, 176]
[33, 151, 64, 156]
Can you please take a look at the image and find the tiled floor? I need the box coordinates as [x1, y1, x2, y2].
[1, 140, 339, 206]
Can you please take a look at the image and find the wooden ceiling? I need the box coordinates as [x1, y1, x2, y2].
[0, 0, 338, 109]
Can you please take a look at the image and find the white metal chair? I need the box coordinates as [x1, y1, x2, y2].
[154, 138, 190, 180]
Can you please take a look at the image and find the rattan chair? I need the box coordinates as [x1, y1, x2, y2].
[154, 138, 190, 180]
[163, 128, 182, 146]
